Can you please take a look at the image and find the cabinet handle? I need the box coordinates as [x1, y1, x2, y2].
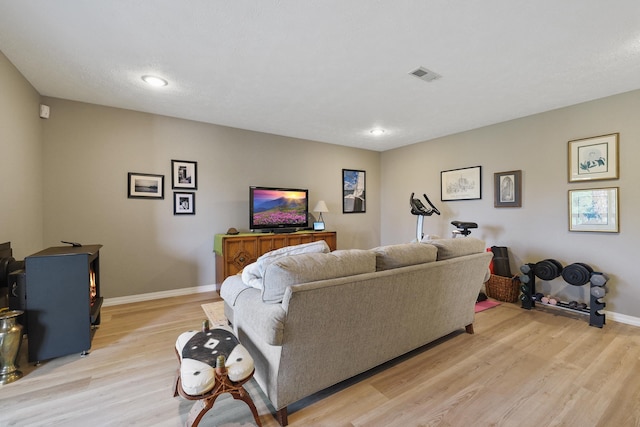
[239, 256, 245, 263]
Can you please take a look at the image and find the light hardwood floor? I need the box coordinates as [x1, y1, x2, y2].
[1, 293, 639, 426]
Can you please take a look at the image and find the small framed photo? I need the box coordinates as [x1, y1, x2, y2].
[441, 166, 481, 201]
[569, 187, 619, 233]
[128, 173, 164, 199]
[174, 192, 195, 215]
[342, 169, 366, 213]
[494, 170, 522, 208]
[172, 160, 197, 190]
[568, 133, 619, 182]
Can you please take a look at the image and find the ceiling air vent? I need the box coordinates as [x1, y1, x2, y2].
[409, 67, 441, 82]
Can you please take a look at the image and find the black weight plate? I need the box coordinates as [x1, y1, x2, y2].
[534, 259, 561, 281]
[562, 262, 592, 286]
[548, 259, 564, 275]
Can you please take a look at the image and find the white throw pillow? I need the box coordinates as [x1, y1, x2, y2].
[241, 262, 263, 289]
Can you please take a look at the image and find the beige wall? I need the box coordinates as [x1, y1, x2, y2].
[39, 98, 380, 298]
[4, 45, 640, 320]
[0, 51, 43, 259]
[381, 89, 640, 319]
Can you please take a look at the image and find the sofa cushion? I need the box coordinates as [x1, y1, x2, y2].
[256, 240, 330, 276]
[261, 249, 376, 303]
[371, 243, 437, 271]
[241, 240, 331, 290]
[221, 274, 252, 306]
[423, 237, 485, 260]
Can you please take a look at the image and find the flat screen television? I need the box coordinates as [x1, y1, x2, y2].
[250, 186, 309, 232]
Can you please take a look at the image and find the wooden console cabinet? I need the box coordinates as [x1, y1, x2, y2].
[214, 231, 337, 290]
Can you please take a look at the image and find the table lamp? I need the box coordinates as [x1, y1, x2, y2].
[313, 200, 329, 230]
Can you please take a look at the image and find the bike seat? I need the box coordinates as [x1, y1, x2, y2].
[451, 221, 478, 229]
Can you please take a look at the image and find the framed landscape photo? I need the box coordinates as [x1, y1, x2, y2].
[128, 172, 164, 199]
[174, 192, 195, 215]
[172, 160, 197, 190]
[441, 166, 481, 201]
[568, 133, 619, 182]
[342, 169, 366, 213]
[494, 170, 522, 208]
[568, 187, 618, 233]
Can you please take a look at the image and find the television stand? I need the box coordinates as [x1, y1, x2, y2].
[271, 228, 297, 234]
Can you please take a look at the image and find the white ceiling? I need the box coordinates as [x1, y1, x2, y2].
[1, 1, 640, 152]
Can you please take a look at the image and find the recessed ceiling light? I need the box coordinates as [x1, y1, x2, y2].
[141, 75, 168, 87]
[370, 128, 386, 136]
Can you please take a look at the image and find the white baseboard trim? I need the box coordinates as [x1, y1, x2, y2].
[103, 288, 640, 328]
[606, 311, 640, 327]
[103, 284, 218, 307]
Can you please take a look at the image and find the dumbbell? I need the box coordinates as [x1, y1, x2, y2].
[519, 264, 536, 309]
[591, 286, 608, 298]
[590, 273, 609, 287]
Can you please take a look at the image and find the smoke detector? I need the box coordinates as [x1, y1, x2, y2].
[409, 67, 441, 82]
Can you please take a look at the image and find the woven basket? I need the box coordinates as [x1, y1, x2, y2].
[485, 274, 520, 303]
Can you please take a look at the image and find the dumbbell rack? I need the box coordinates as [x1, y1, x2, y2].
[519, 261, 608, 328]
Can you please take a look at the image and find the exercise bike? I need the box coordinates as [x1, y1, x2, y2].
[410, 193, 440, 242]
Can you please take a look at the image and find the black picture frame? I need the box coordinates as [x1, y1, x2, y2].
[342, 169, 366, 213]
[494, 170, 522, 208]
[440, 166, 482, 201]
[171, 160, 197, 190]
[174, 192, 195, 215]
[127, 172, 164, 199]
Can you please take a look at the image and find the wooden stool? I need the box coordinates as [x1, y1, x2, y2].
[174, 326, 262, 427]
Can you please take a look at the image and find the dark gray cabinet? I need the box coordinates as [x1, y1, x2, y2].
[25, 245, 102, 362]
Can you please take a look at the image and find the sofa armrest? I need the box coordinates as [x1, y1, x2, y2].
[220, 274, 251, 306]
[234, 288, 287, 346]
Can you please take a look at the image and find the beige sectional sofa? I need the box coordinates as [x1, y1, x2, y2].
[220, 237, 492, 426]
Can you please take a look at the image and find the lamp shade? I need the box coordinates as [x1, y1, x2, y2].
[313, 200, 329, 213]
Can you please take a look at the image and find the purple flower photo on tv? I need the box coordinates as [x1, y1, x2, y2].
[250, 187, 309, 231]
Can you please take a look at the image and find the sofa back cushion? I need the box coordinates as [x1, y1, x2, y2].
[423, 237, 485, 260]
[257, 240, 331, 276]
[241, 240, 331, 290]
[261, 249, 376, 303]
[371, 243, 437, 271]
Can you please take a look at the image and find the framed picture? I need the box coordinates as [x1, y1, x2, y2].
[494, 170, 522, 207]
[127, 172, 164, 199]
[441, 166, 481, 201]
[569, 187, 618, 233]
[174, 192, 195, 215]
[342, 169, 366, 213]
[568, 133, 619, 182]
[172, 160, 197, 190]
